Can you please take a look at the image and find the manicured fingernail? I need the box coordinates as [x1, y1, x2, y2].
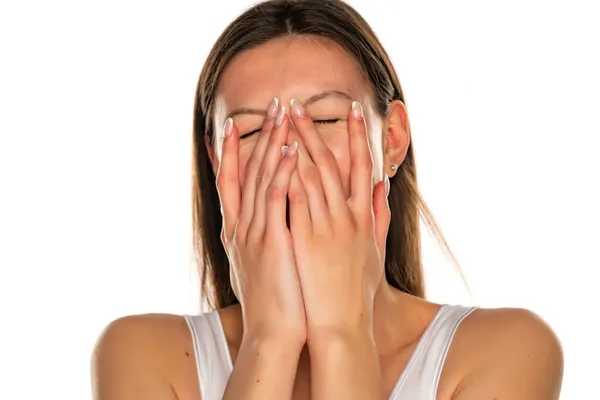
[352, 101, 363, 119]
[275, 106, 286, 126]
[267, 97, 280, 119]
[286, 141, 298, 156]
[224, 117, 234, 137]
[290, 98, 305, 117]
[384, 174, 390, 197]
[281, 145, 289, 156]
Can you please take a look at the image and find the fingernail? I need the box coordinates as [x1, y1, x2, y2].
[287, 141, 298, 156]
[384, 174, 390, 197]
[275, 106, 286, 126]
[224, 117, 234, 137]
[281, 145, 289, 156]
[290, 98, 305, 117]
[352, 101, 363, 119]
[267, 97, 279, 119]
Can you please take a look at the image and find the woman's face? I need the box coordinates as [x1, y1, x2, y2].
[210, 36, 404, 197]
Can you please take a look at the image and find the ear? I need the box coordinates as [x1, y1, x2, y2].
[383, 100, 410, 178]
[204, 135, 219, 176]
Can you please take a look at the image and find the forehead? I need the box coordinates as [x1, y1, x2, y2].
[215, 36, 369, 112]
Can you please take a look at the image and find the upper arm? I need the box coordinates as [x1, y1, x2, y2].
[91, 315, 181, 400]
[453, 308, 564, 400]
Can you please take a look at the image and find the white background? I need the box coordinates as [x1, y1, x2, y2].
[1, 0, 598, 399]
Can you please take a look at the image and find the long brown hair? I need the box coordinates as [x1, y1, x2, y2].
[192, 0, 452, 309]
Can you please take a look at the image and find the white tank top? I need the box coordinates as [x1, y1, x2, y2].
[184, 304, 476, 400]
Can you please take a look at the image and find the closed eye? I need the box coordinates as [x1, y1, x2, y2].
[240, 119, 342, 139]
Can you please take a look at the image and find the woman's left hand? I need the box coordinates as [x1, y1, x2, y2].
[287, 99, 391, 338]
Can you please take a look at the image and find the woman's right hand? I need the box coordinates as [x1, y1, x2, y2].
[216, 98, 305, 346]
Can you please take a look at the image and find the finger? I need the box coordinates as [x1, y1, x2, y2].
[289, 97, 346, 209]
[288, 167, 311, 239]
[348, 100, 374, 214]
[236, 98, 279, 241]
[373, 175, 391, 256]
[249, 107, 290, 238]
[215, 117, 240, 243]
[295, 136, 331, 231]
[265, 140, 299, 236]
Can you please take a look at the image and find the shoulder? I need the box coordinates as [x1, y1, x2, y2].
[91, 313, 200, 400]
[446, 307, 563, 400]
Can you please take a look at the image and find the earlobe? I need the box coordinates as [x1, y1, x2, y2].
[384, 100, 410, 176]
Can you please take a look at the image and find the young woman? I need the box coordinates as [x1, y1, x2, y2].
[92, 1, 563, 399]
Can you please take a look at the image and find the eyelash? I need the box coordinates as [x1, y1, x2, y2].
[239, 118, 341, 139]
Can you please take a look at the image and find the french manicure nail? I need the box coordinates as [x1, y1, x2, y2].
[281, 145, 289, 156]
[275, 106, 286, 126]
[384, 174, 390, 196]
[352, 101, 363, 119]
[290, 98, 305, 117]
[287, 141, 298, 156]
[224, 117, 233, 137]
[267, 97, 280, 119]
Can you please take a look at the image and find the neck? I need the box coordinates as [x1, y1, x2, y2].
[371, 282, 421, 356]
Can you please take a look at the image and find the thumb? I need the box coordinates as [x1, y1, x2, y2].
[373, 175, 391, 257]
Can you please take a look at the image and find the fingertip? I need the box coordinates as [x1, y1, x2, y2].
[222, 120, 239, 150]
[384, 174, 390, 197]
[286, 141, 298, 157]
[373, 178, 389, 209]
[224, 117, 234, 137]
[275, 106, 287, 127]
[267, 97, 280, 119]
[351, 101, 364, 120]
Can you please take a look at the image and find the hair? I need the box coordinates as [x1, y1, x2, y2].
[192, 0, 454, 309]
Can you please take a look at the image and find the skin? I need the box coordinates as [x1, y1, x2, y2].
[91, 36, 564, 399]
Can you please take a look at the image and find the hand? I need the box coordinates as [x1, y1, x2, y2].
[216, 99, 306, 345]
[287, 99, 391, 337]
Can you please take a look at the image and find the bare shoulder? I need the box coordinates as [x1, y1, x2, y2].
[91, 313, 200, 400]
[444, 307, 564, 400]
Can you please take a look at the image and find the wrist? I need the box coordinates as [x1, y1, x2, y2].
[306, 325, 375, 351]
[306, 310, 374, 344]
[242, 329, 306, 353]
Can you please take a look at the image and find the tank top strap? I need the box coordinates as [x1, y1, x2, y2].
[390, 304, 477, 400]
[185, 305, 476, 400]
[184, 312, 232, 399]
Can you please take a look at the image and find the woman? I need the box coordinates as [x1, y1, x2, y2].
[92, 0, 563, 399]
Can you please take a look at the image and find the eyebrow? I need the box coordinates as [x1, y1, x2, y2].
[226, 90, 353, 120]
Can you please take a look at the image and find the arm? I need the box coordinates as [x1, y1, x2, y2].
[453, 308, 564, 400]
[223, 336, 303, 399]
[91, 316, 179, 400]
[308, 329, 382, 400]
[285, 99, 389, 399]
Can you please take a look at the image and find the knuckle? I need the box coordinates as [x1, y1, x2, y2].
[246, 156, 261, 176]
[288, 188, 308, 205]
[233, 226, 244, 246]
[266, 184, 284, 204]
[255, 167, 272, 188]
[288, 188, 306, 205]
[246, 225, 264, 247]
[302, 165, 321, 187]
[215, 172, 236, 194]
